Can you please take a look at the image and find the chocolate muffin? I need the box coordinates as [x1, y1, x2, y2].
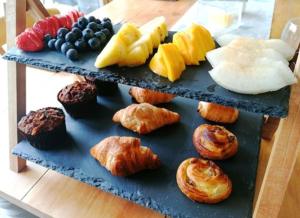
[18, 107, 66, 150]
[84, 76, 118, 96]
[57, 81, 97, 118]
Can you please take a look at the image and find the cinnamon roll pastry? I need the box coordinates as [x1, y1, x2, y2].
[90, 136, 160, 176]
[112, 103, 180, 134]
[198, 101, 239, 123]
[129, 87, 175, 105]
[176, 158, 232, 204]
[193, 124, 238, 160]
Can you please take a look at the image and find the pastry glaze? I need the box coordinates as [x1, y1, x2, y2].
[198, 101, 239, 123]
[193, 124, 238, 160]
[90, 136, 160, 176]
[112, 103, 180, 134]
[176, 158, 232, 204]
[129, 87, 175, 105]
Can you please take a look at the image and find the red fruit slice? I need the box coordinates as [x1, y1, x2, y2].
[58, 15, 68, 28]
[25, 28, 43, 40]
[45, 17, 58, 37]
[16, 32, 44, 52]
[69, 10, 78, 22]
[52, 15, 62, 29]
[65, 14, 73, 29]
[78, 11, 84, 17]
[48, 16, 60, 33]
[33, 20, 48, 36]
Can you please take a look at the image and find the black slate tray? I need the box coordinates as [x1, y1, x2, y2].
[13, 84, 263, 218]
[2, 31, 290, 117]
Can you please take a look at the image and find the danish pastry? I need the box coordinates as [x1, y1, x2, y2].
[193, 124, 238, 160]
[198, 101, 239, 123]
[129, 87, 175, 105]
[176, 158, 232, 203]
[90, 136, 160, 176]
[112, 103, 180, 134]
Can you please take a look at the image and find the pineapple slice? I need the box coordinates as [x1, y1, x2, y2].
[149, 43, 185, 82]
[94, 35, 126, 68]
[173, 32, 192, 65]
[118, 23, 141, 46]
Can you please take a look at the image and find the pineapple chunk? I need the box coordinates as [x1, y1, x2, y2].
[118, 23, 141, 46]
[149, 43, 185, 82]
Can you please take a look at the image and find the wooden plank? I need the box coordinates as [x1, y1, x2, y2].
[22, 170, 163, 218]
[6, 0, 27, 172]
[26, 0, 50, 20]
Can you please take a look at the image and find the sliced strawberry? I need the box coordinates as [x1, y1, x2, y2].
[25, 28, 43, 40]
[48, 16, 60, 33]
[78, 11, 84, 17]
[65, 14, 73, 29]
[33, 20, 48, 36]
[52, 15, 62, 29]
[58, 15, 68, 28]
[16, 32, 44, 52]
[68, 10, 78, 23]
[45, 17, 58, 37]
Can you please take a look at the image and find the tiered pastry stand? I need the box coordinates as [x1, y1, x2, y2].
[4, 0, 300, 217]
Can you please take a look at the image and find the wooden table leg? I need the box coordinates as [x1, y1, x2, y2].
[6, 0, 27, 172]
[254, 82, 300, 217]
[262, 116, 281, 140]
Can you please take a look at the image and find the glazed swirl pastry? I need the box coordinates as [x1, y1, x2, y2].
[198, 101, 239, 123]
[129, 87, 175, 105]
[193, 124, 238, 160]
[176, 158, 232, 204]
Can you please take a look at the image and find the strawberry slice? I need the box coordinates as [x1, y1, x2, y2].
[65, 14, 73, 29]
[52, 15, 61, 29]
[25, 28, 43, 40]
[58, 15, 68, 28]
[48, 16, 60, 33]
[78, 11, 84, 17]
[45, 17, 58, 37]
[16, 31, 44, 52]
[68, 10, 78, 23]
[33, 20, 48, 36]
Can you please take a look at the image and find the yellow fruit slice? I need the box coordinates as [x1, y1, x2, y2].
[94, 35, 126, 68]
[173, 32, 192, 65]
[149, 47, 168, 78]
[119, 45, 148, 67]
[197, 24, 215, 50]
[117, 23, 141, 46]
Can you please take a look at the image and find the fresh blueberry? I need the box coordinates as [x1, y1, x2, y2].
[72, 22, 80, 29]
[44, 34, 52, 45]
[71, 27, 82, 39]
[102, 21, 113, 33]
[96, 24, 104, 31]
[61, 42, 75, 54]
[87, 22, 98, 32]
[82, 28, 94, 41]
[74, 39, 88, 52]
[57, 28, 69, 39]
[55, 38, 64, 51]
[101, 28, 111, 39]
[66, 49, 79, 61]
[95, 19, 101, 24]
[88, 37, 101, 50]
[95, 31, 107, 45]
[103, 17, 111, 23]
[48, 39, 56, 50]
[65, 32, 77, 43]
[78, 17, 88, 29]
[88, 16, 96, 23]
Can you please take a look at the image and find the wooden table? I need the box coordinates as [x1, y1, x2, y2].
[1, 0, 300, 217]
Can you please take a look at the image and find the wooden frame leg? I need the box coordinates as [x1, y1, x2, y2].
[6, 0, 27, 172]
[262, 116, 281, 140]
[254, 83, 300, 217]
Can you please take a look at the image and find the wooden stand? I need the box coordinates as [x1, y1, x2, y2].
[4, 0, 300, 217]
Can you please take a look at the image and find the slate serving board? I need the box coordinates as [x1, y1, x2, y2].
[13, 84, 263, 218]
[3, 31, 290, 117]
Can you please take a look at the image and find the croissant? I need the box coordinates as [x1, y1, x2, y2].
[193, 124, 238, 160]
[90, 136, 160, 176]
[112, 103, 180, 134]
[198, 101, 239, 123]
[176, 158, 232, 204]
[129, 87, 175, 105]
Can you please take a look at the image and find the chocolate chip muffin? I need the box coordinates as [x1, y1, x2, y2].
[57, 81, 97, 118]
[84, 76, 118, 96]
[18, 107, 66, 149]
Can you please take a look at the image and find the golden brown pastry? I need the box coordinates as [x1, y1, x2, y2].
[193, 124, 238, 160]
[112, 103, 180, 134]
[198, 101, 239, 123]
[129, 87, 175, 105]
[176, 158, 232, 204]
[90, 136, 160, 176]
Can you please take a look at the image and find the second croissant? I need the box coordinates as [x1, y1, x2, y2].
[112, 103, 180, 134]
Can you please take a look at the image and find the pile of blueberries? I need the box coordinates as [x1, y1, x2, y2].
[45, 16, 113, 61]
